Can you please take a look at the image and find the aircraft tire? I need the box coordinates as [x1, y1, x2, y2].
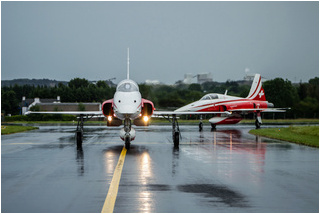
[199, 122, 203, 132]
[173, 131, 179, 148]
[255, 119, 261, 129]
[76, 131, 83, 150]
[125, 137, 131, 150]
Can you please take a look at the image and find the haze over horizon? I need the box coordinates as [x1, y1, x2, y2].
[2, 1, 319, 84]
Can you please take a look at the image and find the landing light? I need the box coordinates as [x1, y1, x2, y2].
[143, 116, 149, 122]
[108, 116, 112, 122]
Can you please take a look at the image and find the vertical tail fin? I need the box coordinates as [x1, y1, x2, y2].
[127, 48, 130, 80]
[246, 74, 266, 101]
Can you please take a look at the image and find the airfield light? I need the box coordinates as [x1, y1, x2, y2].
[143, 116, 149, 122]
[108, 116, 112, 122]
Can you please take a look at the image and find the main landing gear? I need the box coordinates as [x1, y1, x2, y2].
[164, 114, 205, 148]
[211, 123, 216, 131]
[75, 114, 94, 150]
[162, 114, 181, 148]
[199, 115, 203, 132]
[255, 111, 262, 129]
[171, 115, 180, 148]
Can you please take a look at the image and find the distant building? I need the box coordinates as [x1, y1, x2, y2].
[178, 72, 213, 85]
[21, 96, 100, 115]
[21, 96, 60, 115]
[197, 73, 213, 84]
[244, 73, 255, 81]
[243, 73, 267, 82]
[145, 80, 161, 85]
[183, 73, 195, 84]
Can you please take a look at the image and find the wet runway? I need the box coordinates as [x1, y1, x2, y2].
[2, 124, 319, 213]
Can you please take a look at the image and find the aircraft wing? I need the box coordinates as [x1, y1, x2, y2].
[153, 111, 231, 116]
[228, 108, 288, 113]
[26, 111, 103, 115]
[153, 108, 288, 117]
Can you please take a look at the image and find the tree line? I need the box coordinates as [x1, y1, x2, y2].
[2, 77, 318, 119]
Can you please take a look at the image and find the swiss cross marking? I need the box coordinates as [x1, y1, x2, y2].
[259, 90, 264, 98]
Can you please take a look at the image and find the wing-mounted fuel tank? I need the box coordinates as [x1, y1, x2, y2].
[209, 115, 242, 125]
[102, 99, 122, 126]
[133, 98, 155, 126]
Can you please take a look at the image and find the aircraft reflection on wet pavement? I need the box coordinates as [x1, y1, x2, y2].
[1, 125, 318, 213]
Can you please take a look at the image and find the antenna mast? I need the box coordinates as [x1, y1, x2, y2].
[127, 48, 130, 79]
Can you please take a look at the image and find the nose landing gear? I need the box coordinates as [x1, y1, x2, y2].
[121, 118, 135, 150]
[125, 136, 131, 150]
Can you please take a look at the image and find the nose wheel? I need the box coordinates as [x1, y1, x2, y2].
[125, 136, 131, 150]
[123, 118, 132, 150]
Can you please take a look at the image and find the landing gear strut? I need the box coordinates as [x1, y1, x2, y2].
[76, 115, 84, 150]
[124, 118, 131, 150]
[75, 114, 94, 150]
[161, 114, 181, 148]
[172, 115, 180, 148]
[199, 115, 203, 132]
[255, 111, 262, 129]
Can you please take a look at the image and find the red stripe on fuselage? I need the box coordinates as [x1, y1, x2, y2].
[191, 99, 268, 112]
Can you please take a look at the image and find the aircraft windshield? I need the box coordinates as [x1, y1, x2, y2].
[117, 82, 139, 92]
[200, 94, 219, 100]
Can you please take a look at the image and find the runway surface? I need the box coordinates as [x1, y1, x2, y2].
[2, 124, 319, 213]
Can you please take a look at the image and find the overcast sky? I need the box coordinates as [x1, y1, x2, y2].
[2, 1, 319, 84]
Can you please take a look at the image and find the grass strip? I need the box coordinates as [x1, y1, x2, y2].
[1, 125, 39, 135]
[240, 118, 319, 124]
[249, 126, 319, 147]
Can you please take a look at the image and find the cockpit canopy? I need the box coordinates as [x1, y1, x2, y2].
[116, 80, 139, 92]
[200, 93, 219, 100]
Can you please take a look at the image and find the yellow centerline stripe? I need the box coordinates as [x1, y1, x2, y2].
[101, 146, 127, 213]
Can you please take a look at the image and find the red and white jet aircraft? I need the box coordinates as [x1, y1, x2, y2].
[175, 74, 282, 128]
[153, 74, 286, 146]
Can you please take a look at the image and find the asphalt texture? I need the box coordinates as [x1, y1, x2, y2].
[2, 124, 319, 213]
